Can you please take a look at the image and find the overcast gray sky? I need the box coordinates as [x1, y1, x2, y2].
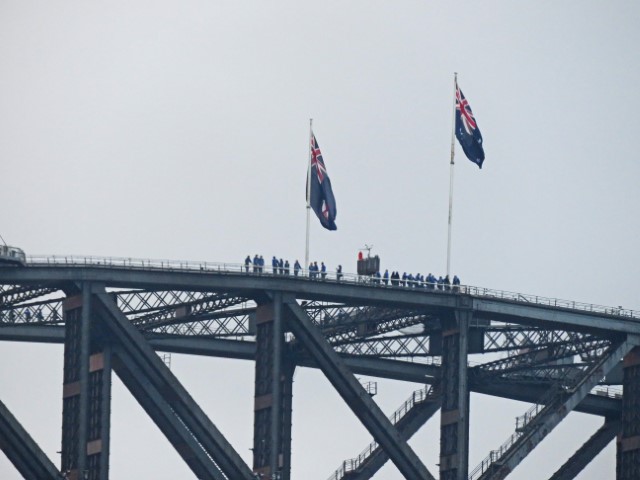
[1, 1, 639, 479]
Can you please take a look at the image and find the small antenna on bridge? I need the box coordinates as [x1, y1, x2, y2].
[360, 244, 374, 258]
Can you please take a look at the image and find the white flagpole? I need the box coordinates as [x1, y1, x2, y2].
[305, 118, 313, 273]
[446, 73, 458, 279]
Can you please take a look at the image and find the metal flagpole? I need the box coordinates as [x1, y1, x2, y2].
[446, 73, 458, 279]
[305, 118, 313, 274]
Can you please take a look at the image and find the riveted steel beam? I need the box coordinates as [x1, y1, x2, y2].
[111, 344, 226, 480]
[252, 295, 295, 480]
[439, 310, 471, 480]
[282, 295, 435, 480]
[92, 289, 255, 480]
[0, 399, 63, 480]
[330, 385, 442, 480]
[548, 418, 620, 480]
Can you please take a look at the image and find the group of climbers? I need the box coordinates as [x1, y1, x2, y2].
[244, 254, 461, 292]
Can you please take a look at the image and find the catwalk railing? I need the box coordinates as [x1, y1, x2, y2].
[21, 255, 639, 321]
[467, 346, 625, 480]
[326, 384, 439, 480]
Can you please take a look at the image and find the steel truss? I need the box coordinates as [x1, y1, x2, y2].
[117, 289, 253, 333]
[469, 337, 636, 480]
[283, 296, 436, 480]
[303, 303, 433, 342]
[95, 288, 255, 480]
[328, 383, 442, 480]
[0, 264, 637, 479]
[0, 285, 60, 307]
[333, 334, 432, 358]
[549, 418, 621, 480]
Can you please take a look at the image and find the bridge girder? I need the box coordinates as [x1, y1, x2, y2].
[0, 263, 638, 479]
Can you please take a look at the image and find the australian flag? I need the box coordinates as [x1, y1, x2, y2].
[455, 80, 485, 168]
[308, 134, 337, 230]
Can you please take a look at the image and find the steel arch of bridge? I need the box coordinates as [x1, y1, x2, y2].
[0, 257, 640, 480]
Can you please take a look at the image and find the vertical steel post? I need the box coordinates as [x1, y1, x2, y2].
[253, 296, 292, 480]
[61, 285, 112, 480]
[618, 347, 640, 480]
[98, 344, 112, 480]
[61, 292, 85, 480]
[77, 284, 91, 477]
[439, 308, 470, 480]
[270, 292, 283, 477]
[280, 360, 294, 480]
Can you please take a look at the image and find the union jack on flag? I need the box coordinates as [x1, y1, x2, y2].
[311, 135, 327, 184]
[455, 80, 485, 168]
[308, 133, 337, 230]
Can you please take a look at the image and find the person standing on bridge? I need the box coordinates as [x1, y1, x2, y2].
[272, 256, 279, 275]
[453, 274, 461, 292]
[321, 262, 327, 279]
[279, 258, 284, 275]
[383, 269, 389, 285]
[336, 264, 343, 281]
[294, 260, 301, 276]
[245, 255, 251, 273]
[252, 254, 259, 273]
[284, 260, 290, 275]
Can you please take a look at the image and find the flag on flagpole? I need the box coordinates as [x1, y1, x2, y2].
[455, 80, 485, 168]
[308, 134, 337, 230]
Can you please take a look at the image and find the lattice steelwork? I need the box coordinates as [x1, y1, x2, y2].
[0, 256, 638, 480]
[477, 336, 612, 376]
[305, 304, 432, 342]
[144, 311, 253, 337]
[0, 285, 59, 307]
[0, 299, 63, 324]
[113, 289, 255, 337]
[334, 334, 432, 358]
[469, 339, 631, 480]
[116, 290, 248, 323]
[483, 326, 598, 353]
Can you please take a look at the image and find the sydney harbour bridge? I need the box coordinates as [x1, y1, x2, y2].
[0, 255, 639, 480]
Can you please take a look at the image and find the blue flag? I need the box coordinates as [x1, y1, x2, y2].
[308, 134, 337, 230]
[455, 81, 485, 168]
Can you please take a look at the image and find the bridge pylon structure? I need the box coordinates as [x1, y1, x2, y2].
[0, 255, 639, 479]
